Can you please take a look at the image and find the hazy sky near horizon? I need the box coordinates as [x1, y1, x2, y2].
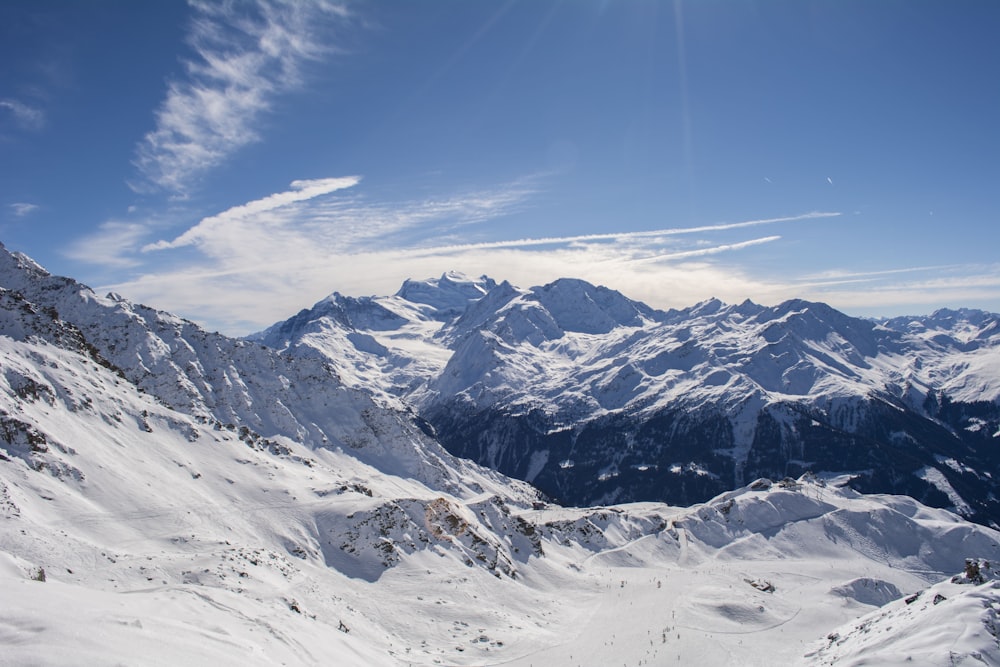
[2, 0, 999, 334]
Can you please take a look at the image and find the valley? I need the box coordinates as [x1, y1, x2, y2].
[3, 245, 1000, 665]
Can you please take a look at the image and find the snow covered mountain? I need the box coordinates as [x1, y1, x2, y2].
[4, 244, 1000, 665]
[256, 272, 1000, 526]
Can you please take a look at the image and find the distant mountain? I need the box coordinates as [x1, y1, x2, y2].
[257, 272, 1000, 525]
[5, 244, 1000, 665]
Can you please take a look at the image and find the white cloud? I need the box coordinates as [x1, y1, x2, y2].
[97, 169, 999, 335]
[647, 235, 782, 261]
[139, 174, 539, 267]
[9, 202, 39, 217]
[143, 176, 362, 251]
[134, 0, 349, 195]
[0, 99, 44, 130]
[395, 211, 838, 256]
[794, 265, 963, 288]
[63, 221, 151, 268]
[101, 171, 843, 333]
[798, 266, 1000, 315]
[97, 176, 539, 329]
[104, 240, 790, 334]
[108, 223, 1000, 336]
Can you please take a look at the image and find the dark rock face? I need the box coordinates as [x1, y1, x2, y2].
[425, 395, 1000, 525]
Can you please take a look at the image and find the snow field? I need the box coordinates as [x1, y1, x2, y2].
[5, 250, 1000, 666]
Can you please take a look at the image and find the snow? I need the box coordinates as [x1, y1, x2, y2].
[395, 271, 496, 319]
[4, 353, 998, 667]
[0, 559, 395, 667]
[805, 565, 1000, 666]
[918, 465, 974, 516]
[5, 244, 1000, 665]
[252, 272, 1000, 511]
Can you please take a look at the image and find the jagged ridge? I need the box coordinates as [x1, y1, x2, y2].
[255, 271, 1000, 525]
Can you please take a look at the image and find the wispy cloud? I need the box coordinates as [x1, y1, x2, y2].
[396, 211, 838, 256]
[98, 175, 538, 328]
[102, 170, 843, 332]
[0, 98, 44, 131]
[84, 198, 997, 335]
[144, 176, 362, 251]
[793, 264, 964, 288]
[63, 221, 151, 268]
[134, 0, 349, 195]
[648, 235, 782, 261]
[98, 168, 1000, 334]
[796, 265, 1000, 315]
[140, 173, 540, 260]
[103, 196, 1000, 334]
[9, 202, 39, 217]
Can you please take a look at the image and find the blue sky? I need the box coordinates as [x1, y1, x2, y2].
[2, 0, 999, 334]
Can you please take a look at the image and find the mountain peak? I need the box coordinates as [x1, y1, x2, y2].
[528, 278, 658, 334]
[395, 272, 497, 320]
[0, 242, 53, 286]
[688, 297, 726, 317]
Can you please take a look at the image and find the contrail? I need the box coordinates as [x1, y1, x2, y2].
[401, 211, 840, 256]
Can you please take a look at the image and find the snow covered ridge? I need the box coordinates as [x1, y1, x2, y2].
[0, 243, 533, 499]
[6, 244, 1000, 664]
[255, 270, 1000, 526]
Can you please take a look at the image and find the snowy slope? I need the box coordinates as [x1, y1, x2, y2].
[5, 246, 1000, 664]
[0, 332, 537, 665]
[257, 273, 1000, 523]
[803, 558, 1000, 666]
[3, 358, 999, 667]
[0, 245, 528, 498]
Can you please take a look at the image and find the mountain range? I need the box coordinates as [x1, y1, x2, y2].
[4, 243, 1000, 665]
[254, 270, 1000, 526]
